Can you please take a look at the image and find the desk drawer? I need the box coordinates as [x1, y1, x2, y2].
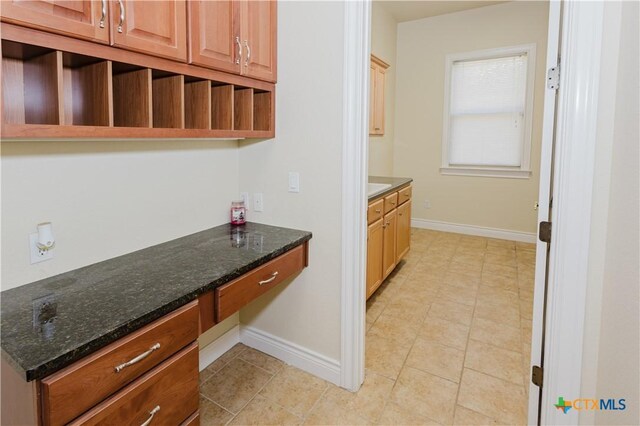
[367, 199, 384, 224]
[215, 244, 307, 322]
[41, 301, 199, 426]
[398, 185, 412, 205]
[384, 192, 398, 214]
[69, 343, 199, 426]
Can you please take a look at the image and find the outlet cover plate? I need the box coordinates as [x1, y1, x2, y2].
[30, 233, 53, 264]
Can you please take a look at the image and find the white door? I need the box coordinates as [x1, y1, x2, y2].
[528, 1, 562, 423]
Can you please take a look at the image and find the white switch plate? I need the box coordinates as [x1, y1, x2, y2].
[240, 192, 250, 209]
[254, 193, 264, 212]
[288, 172, 300, 193]
[30, 233, 53, 264]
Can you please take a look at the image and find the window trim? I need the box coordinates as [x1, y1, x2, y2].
[441, 44, 537, 179]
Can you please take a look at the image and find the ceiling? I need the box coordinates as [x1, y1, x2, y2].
[377, 1, 508, 23]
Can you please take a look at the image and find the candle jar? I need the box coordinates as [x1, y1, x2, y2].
[230, 200, 246, 225]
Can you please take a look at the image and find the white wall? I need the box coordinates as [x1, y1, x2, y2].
[368, 2, 397, 176]
[1, 140, 240, 290]
[393, 1, 549, 234]
[581, 2, 639, 424]
[238, 0, 345, 364]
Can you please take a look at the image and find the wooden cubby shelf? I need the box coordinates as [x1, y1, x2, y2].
[1, 35, 275, 139]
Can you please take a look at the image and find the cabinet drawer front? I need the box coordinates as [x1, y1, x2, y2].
[367, 199, 384, 224]
[41, 301, 199, 426]
[384, 192, 398, 214]
[215, 244, 307, 322]
[398, 185, 412, 205]
[69, 343, 199, 426]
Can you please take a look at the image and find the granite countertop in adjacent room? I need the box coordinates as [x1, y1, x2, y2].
[1, 222, 312, 382]
[368, 176, 413, 201]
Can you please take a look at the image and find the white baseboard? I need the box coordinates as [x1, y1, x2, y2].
[240, 325, 341, 386]
[411, 218, 536, 243]
[198, 325, 240, 372]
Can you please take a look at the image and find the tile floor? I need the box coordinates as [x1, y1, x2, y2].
[199, 229, 536, 425]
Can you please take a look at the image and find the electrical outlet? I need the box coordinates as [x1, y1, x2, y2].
[30, 233, 53, 264]
[424, 200, 432, 209]
[254, 193, 264, 212]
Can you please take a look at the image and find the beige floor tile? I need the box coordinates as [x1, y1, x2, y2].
[405, 337, 465, 382]
[377, 402, 441, 425]
[520, 299, 533, 320]
[443, 272, 480, 291]
[201, 358, 273, 414]
[448, 261, 483, 277]
[259, 365, 328, 417]
[303, 396, 370, 425]
[229, 394, 302, 426]
[390, 366, 458, 425]
[438, 285, 477, 306]
[481, 273, 519, 291]
[464, 340, 524, 385]
[381, 297, 429, 324]
[366, 297, 387, 325]
[453, 405, 499, 425]
[429, 298, 474, 326]
[200, 395, 234, 426]
[483, 263, 518, 279]
[199, 343, 248, 382]
[239, 347, 284, 374]
[365, 334, 412, 380]
[477, 285, 519, 304]
[451, 252, 485, 267]
[474, 302, 520, 325]
[487, 239, 515, 249]
[367, 312, 420, 347]
[419, 315, 470, 350]
[485, 246, 515, 256]
[470, 317, 522, 353]
[484, 252, 517, 267]
[393, 285, 437, 306]
[474, 296, 519, 314]
[516, 241, 536, 251]
[458, 369, 527, 425]
[323, 371, 394, 422]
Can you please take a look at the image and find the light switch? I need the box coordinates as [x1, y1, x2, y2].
[288, 172, 300, 193]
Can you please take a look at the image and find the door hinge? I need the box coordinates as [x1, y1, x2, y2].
[539, 221, 552, 243]
[547, 66, 560, 89]
[532, 365, 543, 387]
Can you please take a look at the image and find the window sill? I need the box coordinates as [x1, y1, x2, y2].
[440, 167, 532, 179]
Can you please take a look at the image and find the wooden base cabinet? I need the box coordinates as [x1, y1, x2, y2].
[366, 218, 384, 298]
[366, 184, 412, 299]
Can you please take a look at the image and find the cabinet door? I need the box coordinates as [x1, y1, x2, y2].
[372, 66, 385, 134]
[382, 209, 397, 278]
[396, 200, 411, 262]
[366, 218, 384, 299]
[369, 64, 376, 134]
[1, 0, 109, 43]
[188, 0, 240, 74]
[240, 0, 277, 82]
[111, 0, 187, 61]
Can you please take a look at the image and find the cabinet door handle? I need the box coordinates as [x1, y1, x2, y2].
[99, 0, 106, 28]
[375, 209, 381, 213]
[244, 40, 251, 67]
[114, 343, 160, 373]
[117, 0, 125, 33]
[390, 201, 396, 205]
[258, 271, 278, 285]
[140, 406, 160, 426]
[235, 36, 242, 65]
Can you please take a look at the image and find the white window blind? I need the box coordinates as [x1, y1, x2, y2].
[448, 54, 528, 167]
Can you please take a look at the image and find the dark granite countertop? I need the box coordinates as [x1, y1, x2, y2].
[1, 222, 312, 382]
[368, 176, 413, 201]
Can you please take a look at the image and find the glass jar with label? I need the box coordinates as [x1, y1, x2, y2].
[230, 200, 246, 225]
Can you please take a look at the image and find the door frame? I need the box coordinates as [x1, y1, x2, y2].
[340, 0, 371, 391]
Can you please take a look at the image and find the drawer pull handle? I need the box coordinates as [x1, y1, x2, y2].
[115, 343, 161, 373]
[375, 209, 381, 213]
[258, 271, 279, 286]
[140, 406, 160, 426]
[390, 201, 396, 205]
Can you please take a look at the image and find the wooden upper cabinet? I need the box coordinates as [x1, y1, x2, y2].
[0, 0, 110, 43]
[369, 54, 388, 136]
[110, 0, 187, 62]
[240, 0, 277, 82]
[188, 0, 240, 74]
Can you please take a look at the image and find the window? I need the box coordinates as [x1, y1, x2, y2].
[441, 45, 536, 178]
